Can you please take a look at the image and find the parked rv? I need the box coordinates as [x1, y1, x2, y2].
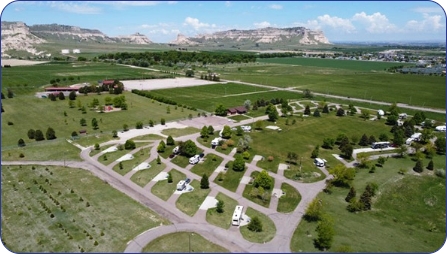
[314, 158, 326, 167]
[173, 146, 180, 154]
[189, 155, 200, 164]
[232, 205, 244, 226]
[435, 125, 446, 132]
[177, 180, 186, 191]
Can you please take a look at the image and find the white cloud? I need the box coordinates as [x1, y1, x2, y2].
[49, 2, 101, 14]
[352, 12, 397, 33]
[405, 13, 444, 32]
[412, 6, 444, 13]
[253, 21, 271, 28]
[183, 17, 215, 30]
[294, 15, 355, 33]
[225, 1, 231, 7]
[269, 4, 282, 10]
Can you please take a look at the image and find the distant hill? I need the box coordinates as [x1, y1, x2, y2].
[170, 27, 331, 47]
[1, 21, 330, 57]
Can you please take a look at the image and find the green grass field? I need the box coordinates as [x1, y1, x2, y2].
[151, 169, 185, 201]
[1, 91, 197, 150]
[213, 167, 245, 192]
[190, 154, 224, 177]
[290, 156, 446, 252]
[175, 180, 211, 217]
[1, 165, 170, 253]
[257, 57, 413, 72]
[130, 160, 166, 187]
[206, 192, 239, 229]
[277, 182, 302, 213]
[141, 232, 229, 253]
[242, 171, 273, 208]
[239, 207, 276, 243]
[1, 62, 168, 95]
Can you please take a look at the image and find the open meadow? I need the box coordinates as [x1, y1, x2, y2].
[1, 165, 170, 253]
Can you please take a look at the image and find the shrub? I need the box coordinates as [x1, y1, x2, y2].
[247, 216, 263, 232]
[435, 169, 445, 178]
[267, 156, 274, 162]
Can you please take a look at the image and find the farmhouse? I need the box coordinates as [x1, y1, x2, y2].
[227, 106, 247, 115]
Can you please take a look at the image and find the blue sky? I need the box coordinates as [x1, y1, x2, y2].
[1, 1, 446, 43]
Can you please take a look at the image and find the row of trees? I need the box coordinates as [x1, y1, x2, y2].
[26, 128, 57, 142]
[131, 89, 197, 111]
[97, 50, 257, 66]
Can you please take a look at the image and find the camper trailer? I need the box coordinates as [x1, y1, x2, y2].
[232, 205, 244, 226]
[314, 158, 326, 167]
[176, 180, 186, 191]
[436, 126, 446, 132]
[189, 155, 200, 164]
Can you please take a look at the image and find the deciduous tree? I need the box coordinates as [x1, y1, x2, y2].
[200, 174, 209, 189]
[314, 214, 334, 250]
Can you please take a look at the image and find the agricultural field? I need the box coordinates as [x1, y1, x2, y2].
[212, 62, 445, 109]
[1, 165, 169, 253]
[1, 62, 171, 96]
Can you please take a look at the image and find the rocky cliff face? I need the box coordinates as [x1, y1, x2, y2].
[116, 32, 153, 44]
[169, 34, 198, 45]
[1, 22, 153, 56]
[183, 27, 330, 45]
[1, 21, 47, 56]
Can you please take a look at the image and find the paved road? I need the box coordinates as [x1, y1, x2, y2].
[2, 117, 333, 253]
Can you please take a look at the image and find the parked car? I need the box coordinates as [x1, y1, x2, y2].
[185, 178, 191, 184]
[169, 153, 175, 159]
[199, 153, 205, 158]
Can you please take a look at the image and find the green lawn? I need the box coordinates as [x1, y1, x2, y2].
[206, 192, 239, 229]
[89, 144, 114, 157]
[175, 180, 211, 217]
[1, 165, 170, 253]
[141, 232, 229, 253]
[277, 183, 301, 213]
[213, 167, 245, 192]
[1, 91, 197, 159]
[151, 169, 185, 201]
[130, 160, 166, 187]
[161, 127, 200, 137]
[242, 171, 273, 208]
[290, 155, 446, 252]
[170, 155, 191, 168]
[239, 207, 276, 243]
[190, 154, 224, 177]
[228, 114, 251, 122]
[112, 146, 152, 176]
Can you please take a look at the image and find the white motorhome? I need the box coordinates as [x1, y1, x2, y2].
[176, 180, 186, 191]
[232, 205, 244, 226]
[241, 125, 251, 132]
[435, 125, 446, 132]
[189, 155, 200, 164]
[314, 158, 326, 167]
[411, 132, 422, 141]
[173, 146, 180, 154]
[211, 137, 222, 146]
[406, 138, 414, 145]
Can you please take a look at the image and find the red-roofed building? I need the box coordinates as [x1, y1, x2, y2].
[227, 106, 247, 115]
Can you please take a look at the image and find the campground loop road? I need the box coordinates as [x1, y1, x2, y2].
[2, 113, 333, 253]
[5, 76, 441, 252]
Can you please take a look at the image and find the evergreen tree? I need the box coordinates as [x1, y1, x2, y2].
[427, 160, 434, 170]
[157, 155, 161, 164]
[413, 160, 423, 173]
[80, 118, 87, 126]
[69, 91, 77, 100]
[359, 184, 373, 210]
[200, 174, 209, 189]
[311, 145, 319, 158]
[18, 138, 25, 147]
[207, 125, 215, 135]
[313, 108, 321, 117]
[216, 200, 224, 213]
[45, 127, 56, 140]
[160, 118, 166, 125]
[322, 104, 329, 113]
[368, 135, 377, 145]
[35, 130, 45, 141]
[27, 129, 35, 139]
[336, 107, 345, 116]
[167, 172, 173, 183]
[247, 216, 263, 232]
[157, 140, 166, 153]
[359, 134, 369, 146]
[58, 92, 65, 100]
[345, 186, 356, 203]
[92, 118, 98, 130]
[166, 135, 175, 146]
[304, 105, 311, 115]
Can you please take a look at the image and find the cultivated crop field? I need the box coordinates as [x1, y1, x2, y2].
[257, 57, 413, 71]
[1, 62, 170, 95]
[1, 165, 169, 253]
[212, 62, 445, 109]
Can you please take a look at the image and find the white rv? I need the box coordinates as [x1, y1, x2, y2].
[435, 126, 446, 132]
[173, 146, 180, 154]
[314, 158, 326, 167]
[411, 132, 422, 141]
[211, 137, 222, 146]
[232, 205, 244, 226]
[189, 155, 200, 164]
[176, 180, 186, 191]
[241, 125, 251, 132]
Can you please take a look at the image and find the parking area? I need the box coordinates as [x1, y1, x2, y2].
[178, 115, 233, 130]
